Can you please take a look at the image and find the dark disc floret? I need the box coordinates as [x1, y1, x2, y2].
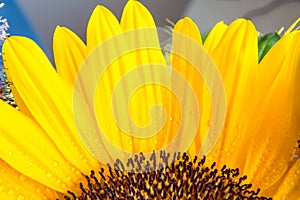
[64, 151, 272, 200]
[294, 140, 300, 158]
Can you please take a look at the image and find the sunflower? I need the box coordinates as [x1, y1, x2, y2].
[1, 0, 300, 199]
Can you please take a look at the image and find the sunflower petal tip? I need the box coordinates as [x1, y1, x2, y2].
[3, 35, 28, 48]
[124, 0, 148, 12]
[54, 26, 62, 35]
[54, 26, 71, 36]
[174, 17, 192, 29]
[90, 5, 105, 17]
[173, 17, 202, 44]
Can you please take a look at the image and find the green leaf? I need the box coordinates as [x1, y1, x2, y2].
[258, 32, 281, 63]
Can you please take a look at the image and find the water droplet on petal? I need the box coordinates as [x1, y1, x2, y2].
[66, 176, 72, 181]
[8, 189, 15, 195]
[52, 161, 58, 167]
[46, 172, 53, 178]
[237, 124, 243, 129]
[46, 188, 52, 193]
[19, 174, 27, 182]
[93, 138, 99, 144]
[17, 195, 25, 200]
[26, 162, 33, 167]
[56, 179, 61, 185]
[0, 186, 5, 192]
[169, 117, 175, 121]
[62, 183, 67, 189]
[120, 152, 126, 159]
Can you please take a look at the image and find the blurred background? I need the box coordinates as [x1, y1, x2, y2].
[1, 0, 300, 60]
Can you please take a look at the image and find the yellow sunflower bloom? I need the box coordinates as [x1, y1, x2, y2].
[1, 0, 300, 199]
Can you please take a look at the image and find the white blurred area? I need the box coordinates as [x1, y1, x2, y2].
[16, 0, 300, 56]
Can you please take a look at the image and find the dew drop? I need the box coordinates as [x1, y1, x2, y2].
[169, 117, 176, 121]
[17, 195, 25, 200]
[52, 161, 58, 167]
[8, 189, 15, 195]
[7, 152, 12, 156]
[0, 186, 5, 192]
[46, 172, 53, 178]
[36, 188, 41, 193]
[175, 123, 180, 128]
[19, 174, 27, 182]
[120, 152, 126, 159]
[66, 176, 72, 181]
[289, 181, 295, 187]
[45, 188, 51, 193]
[26, 162, 33, 167]
[62, 183, 67, 189]
[56, 179, 61, 185]
[93, 138, 99, 144]
[237, 124, 243, 129]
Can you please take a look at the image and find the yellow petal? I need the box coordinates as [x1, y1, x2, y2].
[2, 36, 99, 174]
[171, 17, 207, 155]
[170, 17, 227, 158]
[86, 5, 122, 52]
[172, 17, 202, 45]
[273, 159, 300, 199]
[0, 100, 79, 192]
[204, 21, 228, 53]
[90, 29, 171, 154]
[118, 0, 168, 152]
[0, 159, 60, 199]
[241, 31, 300, 193]
[121, 0, 156, 30]
[207, 19, 259, 169]
[53, 26, 87, 84]
[120, 0, 166, 64]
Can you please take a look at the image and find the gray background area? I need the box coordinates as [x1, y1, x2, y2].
[16, 0, 300, 57]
